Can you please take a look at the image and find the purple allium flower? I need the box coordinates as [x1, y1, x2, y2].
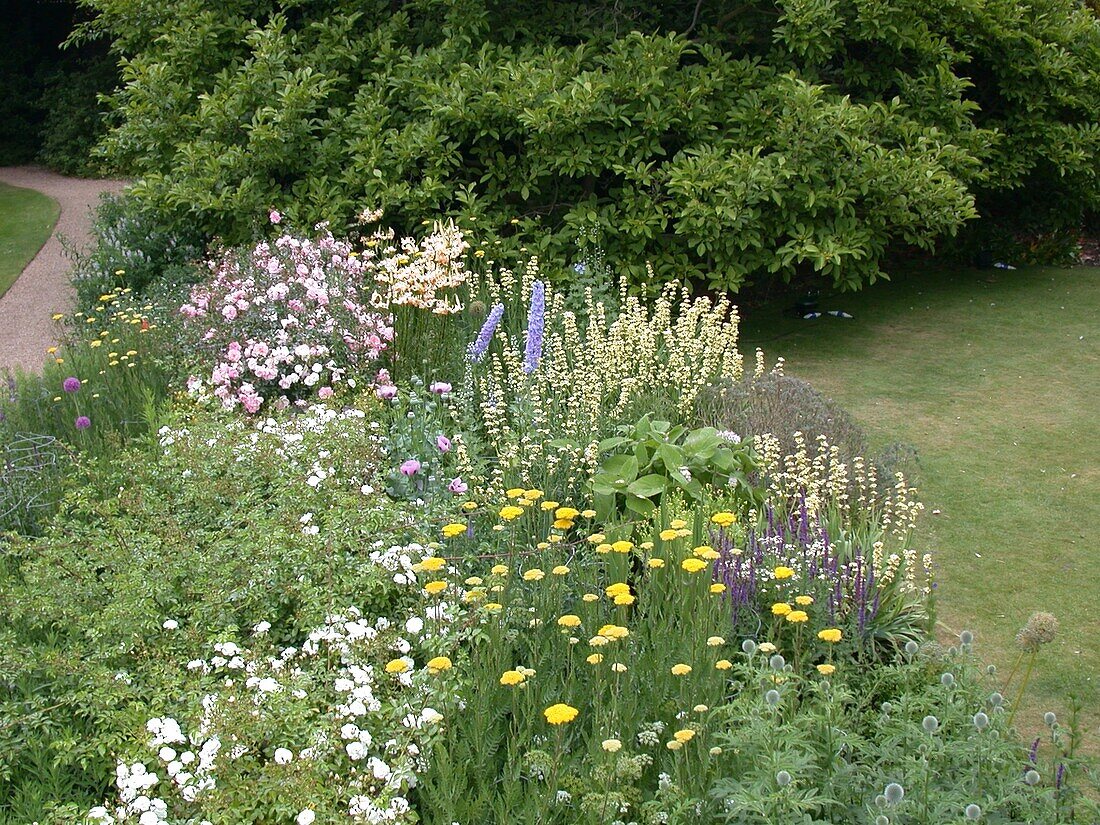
[375, 384, 398, 400]
[436, 435, 452, 452]
[523, 281, 545, 374]
[447, 477, 468, 494]
[468, 303, 504, 362]
[429, 382, 452, 395]
[63, 376, 82, 393]
[399, 459, 421, 476]
[75, 415, 91, 430]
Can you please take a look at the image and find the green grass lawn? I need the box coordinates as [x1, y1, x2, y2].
[0, 182, 60, 299]
[741, 264, 1100, 743]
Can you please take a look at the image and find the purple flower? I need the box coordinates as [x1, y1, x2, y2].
[399, 459, 421, 476]
[75, 415, 91, 431]
[447, 477, 468, 494]
[375, 384, 398, 400]
[468, 303, 504, 362]
[436, 435, 452, 452]
[62, 376, 82, 393]
[523, 281, 545, 374]
[429, 381, 452, 395]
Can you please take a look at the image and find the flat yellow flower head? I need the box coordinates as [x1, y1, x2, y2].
[670, 663, 692, 676]
[648, 557, 666, 569]
[491, 564, 509, 576]
[441, 523, 466, 538]
[555, 507, 580, 520]
[544, 703, 579, 725]
[773, 566, 795, 580]
[385, 658, 410, 673]
[795, 595, 814, 606]
[693, 546, 719, 560]
[670, 518, 688, 529]
[522, 489, 543, 501]
[596, 543, 613, 554]
[424, 580, 448, 595]
[581, 509, 596, 518]
[611, 540, 634, 554]
[419, 556, 447, 571]
[772, 602, 792, 616]
[426, 656, 452, 673]
[552, 518, 575, 530]
[499, 505, 524, 521]
[817, 663, 836, 676]
[709, 583, 726, 594]
[582, 593, 599, 603]
[552, 565, 570, 575]
[711, 512, 736, 527]
[587, 533, 607, 544]
[597, 624, 629, 640]
[674, 729, 695, 743]
[666, 740, 683, 751]
[605, 582, 631, 598]
[707, 636, 725, 647]
[506, 488, 526, 498]
[681, 558, 707, 573]
[785, 610, 809, 623]
[500, 670, 526, 686]
[557, 614, 582, 628]
[540, 500, 560, 511]
[715, 659, 733, 670]
[659, 529, 679, 541]
[461, 501, 478, 512]
[602, 738, 622, 752]
[587, 653, 604, 664]
[483, 602, 503, 612]
[523, 568, 545, 581]
[817, 628, 843, 643]
[613, 594, 635, 606]
[757, 642, 777, 654]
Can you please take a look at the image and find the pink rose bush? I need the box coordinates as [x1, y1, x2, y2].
[181, 223, 393, 412]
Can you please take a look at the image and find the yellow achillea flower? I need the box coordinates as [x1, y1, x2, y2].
[426, 656, 452, 673]
[537, 541, 550, 550]
[605, 582, 631, 598]
[544, 703, 579, 725]
[385, 659, 409, 674]
[670, 663, 692, 676]
[715, 659, 733, 670]
[596, 543, 614, 554]
[419, 556, 447, 571]
[558, 615, 582, 628]
[500, 670, 526, 686]
[670, 519, 688, 529]
[693, 704, 709, 713]
[548, 535, 563, 544]
[681, 559, 707, 573]
[491, 564, 509, 576]
[711, 512, 736, 527]
[555, 507, 580, 520]
[785, 611, 809, 623]
[581, 509, 596, 518]
[483, 602, 503, 612]
[540, 500, 560, 511]
[774, 566, 795, 580]
[552, 518, 574, 530]
[772, 602, 792, 616]
[424, 581, 448, 595]
[648, 558, 666, 569]
[582, 593, 599, 603]
[666, 740, 683, 751]
[817, 628, 843, 643]
[693, 546, 719, 560]
[602, 738, 621, 752]
[613, 594, 635, 606]
[597, 624, 629, 640]
[587, 533, 607, 544]
[522, 489, 543, 501]
[674, 729, 695, 743]
[552, 565, 570, 575]
[499, 505, 524, 521]
[587, 653, 604, 664]
[463, 589, 486, 603]
[707, 636, 725, 647]
[709, 583, 726, 594]
[758, 642, 777, 654]
[795, 595, 814, 606]
[523, 568, 545, 581]
[589, 635, 609, 647]
[506, 488, 526, 498]
[817, 664, 836, 676]
[462, 501, 478, 511]
[611, 540, 634, 554]
[659, 529, 679, 541]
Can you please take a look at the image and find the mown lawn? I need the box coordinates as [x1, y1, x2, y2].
[0, 181, 59, 299]
[741, 263, 1100, 742]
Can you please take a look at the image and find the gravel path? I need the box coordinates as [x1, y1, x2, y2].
[0, 166, 127, 372]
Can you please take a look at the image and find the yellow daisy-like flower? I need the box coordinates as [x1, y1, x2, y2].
[548, 535, 563, 544]
[771, 602, 792, 616]
[582, 593, 599, 603]
[522, 489, 543, 501]
[483, 602, 503, 612]
[605, 582, 631, 598]
[419, 556, 447, 571]
[463, 588, 486, 603]
[552, 565, 570, 575]
[758, 642, 777, 654]
[693, 704, 709, 713]
[537, 541, 550, 549]
[648, 558, 666, 569]
[523, 568, 545, 581]
[499, 505, 524, 521]
[506, 488, 526, 498]
[544, 703, 579, 725]
[613, 594, 635, 606]
[385, 658, 410, 674]
[817, 628, 843, 643]
[589, 635, 609, 647]
[426, 656, 452, 673]
[709, 583, 726, 594]
[540, 500, 560, 511]
[552, 518, 575, 530]
[596, 543, 613, 554]
[608, 662, 627, 673]
[587, 533, 607, 544]
[666, 740, 683, 751]
[518, 497, 533, 507]
[711, 512, 736, 527]
[681, 559, 708, 573]
[817, 664, 836, 676]
[602, 738, 622, 753]
[785, 610, 809, 623]
[581, 509, 596, 518]
[795, 595, 814, 606]
[670, 518, 688, 529]
[611, 540, 634, 554]
[693, 546, 720, 560]
[640, 541, 654, 550]
[500, 670, 526, 686]
[555, 507, 580, 520]
[773, 566, 795, 580]
[491, 564, 509, 576]
[440, 523, 466, 538]
[715, 659, 733, 670]
[597, 624, 629, 640]
[707, 636, 725, 647]
[519, 666, 536, 677]
[670, 663, 692, 676]
[462, 501, 478, 511]
[587, 653, 604, 664]
[659, 529, 679, 541]
[424, 581, 449, 595]
[674, 729, 695, 743]
[558, 614, 582, 628]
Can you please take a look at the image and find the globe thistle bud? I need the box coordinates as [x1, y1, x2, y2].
[765, 689, 781, 706]
[941, 672, 955, 687]
[884, 782, 905, 805]
[960, 630, 974, 646]
[769, 654, 786, 671]
[922, 715, 940, 733]
[1044, 712, 1057, 727]
[973, 712, 989, 730]
[1016, 612, 1059, 652]
[904, 640, 919, 656]
[875, 817, 890, 825]
[965, 803, 982, 820]
[776, 770, 791, 787]
[1025, 770, 1041, 786]
[881, 702, 893, 714]
[986, 664, 997, 675]
[741, 639, 757, 655]
[989, 692, 1004, 707]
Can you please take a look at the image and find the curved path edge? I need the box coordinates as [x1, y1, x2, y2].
[0, 166, 127, 373]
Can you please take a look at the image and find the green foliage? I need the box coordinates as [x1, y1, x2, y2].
[590, 415, 762, 518]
